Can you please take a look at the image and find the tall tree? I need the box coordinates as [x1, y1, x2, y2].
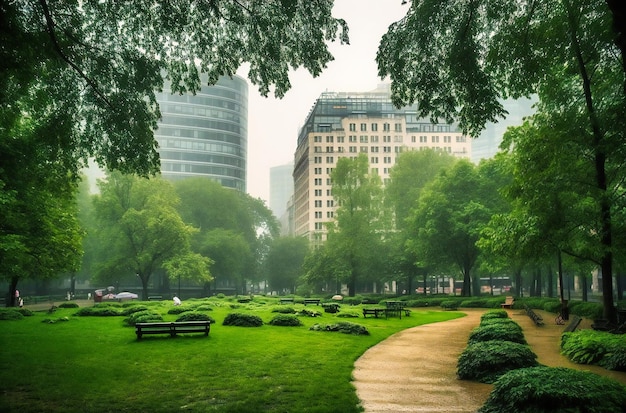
[92, 172, 200, 300]
[265, 236, 309, 294]
[327, 154, 389, 296]
[378, 0, 626, 322]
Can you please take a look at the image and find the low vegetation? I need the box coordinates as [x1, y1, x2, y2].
[561, 329, 626, 371]
[478, 367, 626, 413]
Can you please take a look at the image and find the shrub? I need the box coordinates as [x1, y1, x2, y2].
[175, 312, 215, 323]
[460, 299, 489, 308]
[477, 367, 626, 413]
[468, 323, 527, 345]
[342, 297, 362, 306]
[269, 314, 303, 327]
[561, 329, 626, 369]
[16, 308, 33, 316]
[568, 301, 603, 319]
[541, 300, 563, 314]
[271, 306, 296, 314]
[42, 316, 70, 324]
[480, 310, 509, 321]
[479, 318, 523, 332]
[440, 300, 460, 310]
[75, 307, 121, 317]
[457, 341, 538, 383]
[58, 302, 79, 308]
[309, 322, 369, 335]
[223, 313, 263, 327]
[167, 306, 194, 315]
[121, 305, 149, 316]
[124, 310, 163, 326]
[194, 304, 214, 312]
[0, 309, 24, 320]
[297, 308, 321, 317]
[215, 293, 225, 299]
[335, 310, 361, 318]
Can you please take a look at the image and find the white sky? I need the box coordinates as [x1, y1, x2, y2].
[241, 1, 409, 203]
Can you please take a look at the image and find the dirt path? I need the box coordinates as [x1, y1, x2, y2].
[353, 308, 626, 413]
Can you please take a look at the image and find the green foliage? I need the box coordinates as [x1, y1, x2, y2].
[457, 341, 538, 384]
[167, 306, 194, 315]
[124, 310, 164, 326]
[120, 306, 149, 316]
[194, 305, 214, 312]
[440, 300, 460, 310]
[175, 313, 215, 323]
[568, 301, 603, 319]
[271, 306, 296, 314]
[269, 314, 303, 327]
[297, 308, 321, 317]
[309, 322, 370, 335]
[74, 307, 121, 317]
[0, 309, 24, 320]
[15, 308, 33, 317]
[335, 310, 361, 318]
[468, 323, 526, 345]
[223, 313, 263, 327]
[561, 330, 626, 370]
[479, 318, 522, 333]
[58, 303, 79, 309]
[41, 317, 70, 324]
[481, 310, 509, 321]
[478, 367, 626, 413]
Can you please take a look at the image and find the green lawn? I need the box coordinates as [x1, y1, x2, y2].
[0, 298, 463, 413]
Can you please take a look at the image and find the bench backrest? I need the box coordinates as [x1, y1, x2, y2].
[505, 296, 514, 304]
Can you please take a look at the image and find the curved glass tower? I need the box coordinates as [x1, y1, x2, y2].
[155, 74, 248, 192]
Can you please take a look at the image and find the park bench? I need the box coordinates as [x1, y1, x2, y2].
[148, 296, 163, 301]
[384, 301, 410, 318]
[524, 304, 544, 326]
[279, 297, 294, 304]
[563, 315, 582, 333]
[135, 321, 211, 339]
[362, 308, 387, 318]
[303, 298, 321, 306]
[501, 296, 515, 309]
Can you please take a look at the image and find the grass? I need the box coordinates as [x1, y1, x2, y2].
[0, 298, 462, 413]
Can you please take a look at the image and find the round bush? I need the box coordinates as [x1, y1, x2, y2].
[457, 340, 538, 383]
[222, 313, 263, 327]
[440, 300, 460, 310]
[194, 304, 214, 311]
[298, 308, 321, 317]
[58, 302, 79, 308]
[309, 321, 369, 335]
[480, 310, 509, 321]
[335, 310, 361, 318]
[271, 306, 296, 314]
[176, 312, 215, 323]
[124, 310, 163, 326]
[167, 306, 194, 315]
[468, 323, 527, 345]
[121, 305, 149, 316]
[478, 367, 626, 413]
[269, 314, 303, 326]
[479, 318, 523, 333]
[561, 329, 626, 369]
[0, 309, 24, 320]
[75, 307, 121, 317]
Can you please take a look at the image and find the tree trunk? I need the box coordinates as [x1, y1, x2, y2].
[462, 268, 471, 297]
[547, 265, 554, 298]
[7, 276, 19, 307]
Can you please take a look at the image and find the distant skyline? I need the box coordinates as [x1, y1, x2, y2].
[240, 1, 409, 203]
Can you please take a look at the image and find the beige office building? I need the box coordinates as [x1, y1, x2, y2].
[293, 86, 471, 242]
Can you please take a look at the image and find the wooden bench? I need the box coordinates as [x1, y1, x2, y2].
[524, 304, 544, 326]
[501, 296, 515, 309]
[303, 299, 321, 306]
[279, 297, 294, 304]
[148, 295, 163, 301]
[563, 315, 582, 333]
[135, 321, 211, 339]
[362, 308, 387, 318]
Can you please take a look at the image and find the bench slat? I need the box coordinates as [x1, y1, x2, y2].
[135, 321, 211, 339]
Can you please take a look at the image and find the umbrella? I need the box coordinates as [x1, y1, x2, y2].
[332, 294, 343, 301]
[115, 292, 138, 300]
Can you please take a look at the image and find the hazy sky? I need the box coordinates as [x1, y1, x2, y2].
[241, 1, 409, 203]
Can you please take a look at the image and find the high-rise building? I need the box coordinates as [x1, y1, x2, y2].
[293, 85, 471, 242]
[269, 163, 294, 219]
[154, 75, 248, 191]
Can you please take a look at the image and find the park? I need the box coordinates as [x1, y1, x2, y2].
[2, 294, 626, 412]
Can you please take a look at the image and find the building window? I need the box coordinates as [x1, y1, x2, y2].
[444, 135, 451, 143]
[371, 135, 379, 143]
[314, 178, 322, 185]
[384, 156, 392, 163]
[394, 123, 402, 132]
[456, 136, 466, 142]
[411, 136, 416, 143]
[371, 123, 378, 132]
[315, 189, 322, 196]
[395, 146, 402, 153]
[337, 147, 345, 153]
[314, 167, 322, 174]
[326, 146, 334, 153]
[383, 135, 391, 142]
[315, 200, 322, 207]
[349, 135, 357, 142]
[383, 146, 391, 153]
[315, 222, 324, 230]
[420, 135, 427, 143]
[326, 211, 334, 218]
[327, 200, 334, 207]
[349, 146, 357, 153]
[314, 156, 322, 163]
[371, 167, 379, 174]
[315, 211, 322, 218]
[326, 156, 334, 163]
[360, 135, 368, 143]
[327, 189, 332, 196]
[326, 168, 333, 174]
[314, 135, 322, 142]
[326, 178, 332, 185]
[394, 135, 403, 142]
[360, 123, 367, 131]
[371, 157, 379, 164]
[349, 123, 356, 131]
[360, 146, 368, 153]
[432, 136, 439, 143]
[383, 123, 390, 132]
[337, 136, 345, 143]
